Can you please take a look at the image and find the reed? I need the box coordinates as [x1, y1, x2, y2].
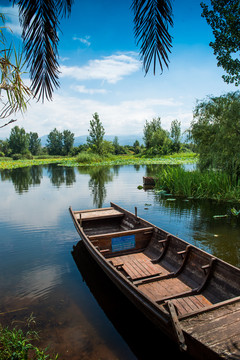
[155, 167, 240, 201]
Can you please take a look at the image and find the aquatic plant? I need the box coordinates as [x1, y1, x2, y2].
[0, 152, 197, 170]
[155, 166, 240, 202]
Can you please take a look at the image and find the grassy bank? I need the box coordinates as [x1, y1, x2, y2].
[0, 152, 197, 170]
[155, 166, 240, 202]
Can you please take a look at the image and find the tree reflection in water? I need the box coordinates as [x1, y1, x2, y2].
[78, 166, 114, 208]
[47, 164, 76, 187]
[0, 166, 43, 194]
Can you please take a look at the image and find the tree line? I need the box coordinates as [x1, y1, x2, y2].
[0, 112, 184, 158]
[1, 90, 239, 182]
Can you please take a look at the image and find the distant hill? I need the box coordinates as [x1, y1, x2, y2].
[40, 134, 143, 147]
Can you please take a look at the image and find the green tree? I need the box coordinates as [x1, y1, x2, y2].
[133, 139, 141, 154]
[143, 117, 172, 155]
[170, 119, 181, 152]
[113, 136, 120, 155]
[63, 129, 74, 155]
[201, 0, 240, 85]
[8, 126, 29, 154]
[28, 132, 41, 155]
[46, 128, 63, 155]
[8, 1, 173, 102]
[0, 139, 10, 156]
[190, 91, 240, 178]
[87, 113, 105, 155]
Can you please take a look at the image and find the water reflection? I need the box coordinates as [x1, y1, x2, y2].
[152, 194, 240, 267]
[48, 164, 76, 187]
[0, 166, 43, 193]
[0, 163, 239, 359]
[78, 166, 114, 208]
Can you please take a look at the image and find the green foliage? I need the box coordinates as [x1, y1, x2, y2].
[87, 113, 105, 155]
[0, 13, 31, 127]
[201, 0, 240, 85]
[76, 151, 104, 164]
[143, 117, 173, 155]
[63, 130, 74, 155]
[190, 91, 240, 178]
[0, 323, 58, 360]
[155, 166, 240, 201]
[46, 129, 63, 155]
[133, 140, 141, 154]
[29, 132, 41, 155]
[46, 128, 74, 155]
[9, 126, 29, 155]
[0, 139, 10, 156]
[170, 119, 181, 152]
[113, 136, 121, 155]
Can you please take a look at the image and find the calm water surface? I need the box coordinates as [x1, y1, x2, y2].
[0, 164, 239, 359]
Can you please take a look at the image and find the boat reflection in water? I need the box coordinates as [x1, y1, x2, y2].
[72, 241, 191, 360]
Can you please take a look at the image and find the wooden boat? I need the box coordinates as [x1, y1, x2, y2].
[69, 202, 240, 360]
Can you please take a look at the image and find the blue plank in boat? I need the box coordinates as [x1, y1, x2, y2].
[112, 235, 136, 252]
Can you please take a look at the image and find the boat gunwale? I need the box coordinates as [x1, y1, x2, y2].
[69, 203, 240, 314]
[70, 203, 240, 359]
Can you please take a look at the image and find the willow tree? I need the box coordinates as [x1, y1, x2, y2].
[190, 91, 240, 179]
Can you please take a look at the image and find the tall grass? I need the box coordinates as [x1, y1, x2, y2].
[155, 167, 240, 201]
[76, 151, 110, 164]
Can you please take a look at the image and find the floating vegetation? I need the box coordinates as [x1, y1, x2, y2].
[213, 215, 228, 219]
[0, 153, 197, 170]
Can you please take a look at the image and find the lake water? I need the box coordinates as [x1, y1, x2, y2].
[0, 164, 239, 359]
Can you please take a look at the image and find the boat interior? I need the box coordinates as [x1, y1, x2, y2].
[75, 206, 240, 318]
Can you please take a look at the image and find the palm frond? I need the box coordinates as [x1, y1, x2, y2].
[12, 0, 73, 102]
[132, 0, 173, 75]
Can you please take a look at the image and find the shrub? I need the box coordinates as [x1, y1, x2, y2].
[12, 153, 22, 160]
[76, 151, 103, 164]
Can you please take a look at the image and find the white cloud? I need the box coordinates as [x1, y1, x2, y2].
[5, 93, 191, 138]
[73, 85, 107, 94]
[73, 35, 91, 47]
[60, 53, 141, 83]
[0, 6, 22, 36]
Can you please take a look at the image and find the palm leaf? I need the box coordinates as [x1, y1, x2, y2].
[132, 0, 173, 74]
[11, 0, 73, 102]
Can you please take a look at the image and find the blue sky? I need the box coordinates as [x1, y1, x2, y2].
[0, 0, 238, 139]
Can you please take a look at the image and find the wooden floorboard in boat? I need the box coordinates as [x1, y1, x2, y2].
[138, 278, 191, 302]
[171, 295, 212, 316]
[108, 252, 168, 280]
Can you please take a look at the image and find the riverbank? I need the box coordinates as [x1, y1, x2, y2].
[0, 152, 197, 170]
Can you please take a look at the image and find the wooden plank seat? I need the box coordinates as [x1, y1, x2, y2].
[76, 207, 124, 222]
[88, 227, 154, 240]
